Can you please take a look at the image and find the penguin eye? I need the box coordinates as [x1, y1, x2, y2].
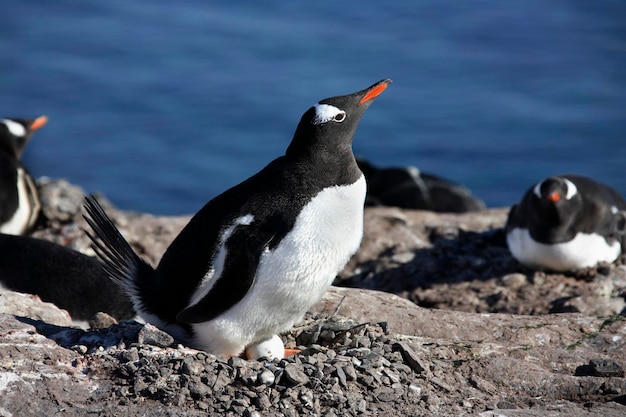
[333, 112, 346, 123]
[312, 103, 345, 125]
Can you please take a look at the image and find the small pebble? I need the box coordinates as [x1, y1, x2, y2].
[137, 323, 174, 347]
[88, 312, 118, 329]
[393, 342, 427, 374]
[259, 369, 276, 386]
[182, 357, 204, 376]
[71, 345, 88, 354]
[501, 273, 527, 289]
[408, 384, 422, 396]
[335, 366, 348, 387]
[589, 358, 625, 377]
[391, 252, 414, 264]
[284, 364, 310, 386]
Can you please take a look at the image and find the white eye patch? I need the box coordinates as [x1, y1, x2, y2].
[533, 177, 578, 200]
[532, 181, 543, 199]
[1, 119, 26, 137]
[562, 178, 578, 200]
[312, 103, 346, 125]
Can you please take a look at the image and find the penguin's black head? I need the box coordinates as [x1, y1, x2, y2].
[530, 176, 580, 224]
[533, 176, 579, 204]
[286, 79, 391, 159]
[0, 116, 48, 159]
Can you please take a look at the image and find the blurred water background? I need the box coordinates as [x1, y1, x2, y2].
[2, 1, 625, 215]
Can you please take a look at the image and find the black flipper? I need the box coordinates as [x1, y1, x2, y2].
[176, 214, 286, 324]
[504, 203, 521, 233]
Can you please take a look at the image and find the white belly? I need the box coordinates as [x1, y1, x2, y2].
[0, 169, 37, 236]
[191, 175, 367, 357]
[506, 228, 621, 272]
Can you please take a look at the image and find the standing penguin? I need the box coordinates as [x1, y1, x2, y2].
[506, 174, 626, 271]
[0, 116, 47, 235]
[84, 79, 391, 359]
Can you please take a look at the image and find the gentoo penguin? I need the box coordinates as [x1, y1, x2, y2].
[84, 79, 391, 359]
[0, 115, 47, 235]
[0, 233, 135, 322]
[506, 174, 626, 272]
[356, 157, 485, 212]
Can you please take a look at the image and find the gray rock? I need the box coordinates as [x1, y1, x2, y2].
[89, 312, 118, 329]
[182, 357, 205, 376]
[259, 369, 276, 386]
[138, 323, 175, 347]
[589, 358, 625, 377]
[393, 341, 428, 374]
[283, 364, 310, 386]
[37, 178, 86, 223]
[335, 365, 347, 387]
[501, 273, 528, 289]
[0, 288, 73, 326]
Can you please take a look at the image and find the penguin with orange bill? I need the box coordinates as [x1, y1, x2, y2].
[85, 79, 392, 359]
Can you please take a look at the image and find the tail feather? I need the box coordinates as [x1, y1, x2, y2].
[83, 195, 153, 303]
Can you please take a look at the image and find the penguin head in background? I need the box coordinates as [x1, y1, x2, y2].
[287, 79, 391, 158]
[529, 176, 580, 226]
[0, 116, 48, 159]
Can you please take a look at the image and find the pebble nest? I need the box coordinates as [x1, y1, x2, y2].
[30, 313, 440, 416]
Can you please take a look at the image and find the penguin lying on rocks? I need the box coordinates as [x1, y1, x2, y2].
[506, 174, 626, 272]
[84, 79, 391, 360]
[0, 233, 135, 323]
[356, 157, 485, 213]
[0, 116, 47, 235]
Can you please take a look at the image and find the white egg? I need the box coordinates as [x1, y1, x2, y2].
[245, 335, 285, 360]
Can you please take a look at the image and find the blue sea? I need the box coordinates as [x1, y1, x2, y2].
[3, 1, 625, 215]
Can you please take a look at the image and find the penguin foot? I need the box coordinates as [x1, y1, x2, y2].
[283, 348, 301, 357]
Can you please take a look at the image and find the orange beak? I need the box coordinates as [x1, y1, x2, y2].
[359, 81, 390, 105]
[548, 192, 561, 202]
[30, 115, 48, 131]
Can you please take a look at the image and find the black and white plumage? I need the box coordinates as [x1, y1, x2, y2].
[0, 116, 47, 235]
[0, 233, 135, 322]
[506, 174, 626, 272]
[356, 157, 485, 212]
[84, 79, 391, 359]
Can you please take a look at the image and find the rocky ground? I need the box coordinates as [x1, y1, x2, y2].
[338, 207, 626, 318]
[0, 178, 625, 416]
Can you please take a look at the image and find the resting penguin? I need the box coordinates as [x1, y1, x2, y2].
[0, 116, 47, 235]
[505, 174, 626, 272]
[356, 157, 485, 212]
[84, 79, 391, 359]
[0, 233, 135, 322]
